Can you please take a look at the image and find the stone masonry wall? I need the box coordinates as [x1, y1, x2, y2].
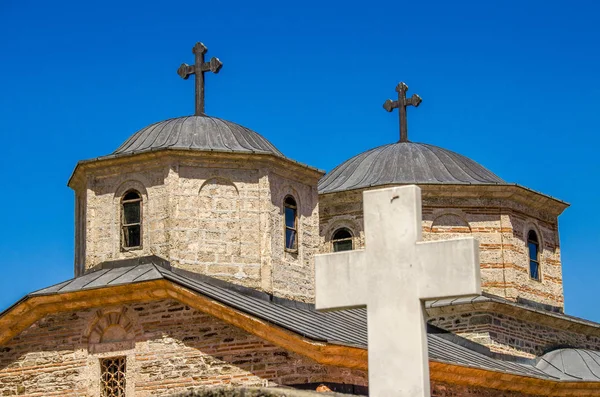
[75, 153, 321, 303]
[74, 190, 87, 276]
[0, 298, 554, 397]
[318, 187, 564, 308]
[171, 164, 264, 290]
[428, 309, 600, 358]
[431, 382, 539, 397]
[172, 384, 542, 397]
[0, 299, 366, 396]
[268, 171, 320, 303]
[79, 158, 171, 269]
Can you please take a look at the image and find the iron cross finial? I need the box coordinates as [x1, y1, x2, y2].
[383, 82, 422, 142]
[177, 42, 223, 116]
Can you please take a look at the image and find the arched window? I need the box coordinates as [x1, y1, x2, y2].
[121, 190, 142, 249]
[528, 230, 540, 281]
[332, 228, 353, 252]
[284, 196, 297, 251]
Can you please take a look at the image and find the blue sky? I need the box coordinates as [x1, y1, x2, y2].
[0, 1, 599, 321]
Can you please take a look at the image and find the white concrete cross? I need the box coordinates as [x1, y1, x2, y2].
[315, 185, 481, 397]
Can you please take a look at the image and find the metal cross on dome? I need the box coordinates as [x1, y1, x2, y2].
[383, 82, 422, 142]
[177, 42, 223, 116]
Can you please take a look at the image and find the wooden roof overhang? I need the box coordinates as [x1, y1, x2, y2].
[1, 279, 599, 396]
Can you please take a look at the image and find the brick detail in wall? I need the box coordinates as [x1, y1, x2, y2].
[319, 188, 564, 309]
[432, 382, 540, 397]
[428, 311, 600, 358]
[0, 298, 553, 397]
[0, 299, 366, 396]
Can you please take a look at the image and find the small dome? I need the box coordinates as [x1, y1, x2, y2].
[536, 349, 600, 380]
[318, 142, 504, 194]
[113, 115, 283, 157]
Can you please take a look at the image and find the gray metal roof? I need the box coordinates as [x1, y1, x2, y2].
[318, 142, 505, 194]
[26, 263, 563, 381]
[536, 349, 600, 381]
[113, 115, 284, 157]
[425, 294, 600, 331]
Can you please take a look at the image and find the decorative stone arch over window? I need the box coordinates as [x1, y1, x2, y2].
[323, 218, 361, 252]
[83, 307, 140, 396]
[521, 221, 544, 249]
[114, 179, 149, 200]
[83, 307, 143, 353]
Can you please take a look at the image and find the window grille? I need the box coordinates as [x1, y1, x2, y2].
[121, 191, 142, 249]
[101, 357, 126, 397]
[332, 228, 353, 252]
[284, 196, 297, 251]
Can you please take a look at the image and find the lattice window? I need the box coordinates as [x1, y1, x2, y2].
[101, 357, 126, 397]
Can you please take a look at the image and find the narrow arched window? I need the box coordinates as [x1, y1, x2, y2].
[284, 196, 297, 251]
[332, 228, 353, 252]
[122, 190, 142, 249]
[528, 230, 540, 281]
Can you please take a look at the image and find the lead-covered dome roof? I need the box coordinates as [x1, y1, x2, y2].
[536, 349, 600, 380]
[113, 115, 283, 157]
[318, 142, 504, 194]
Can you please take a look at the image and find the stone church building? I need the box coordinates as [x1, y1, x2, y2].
[1, 43, 600, 396]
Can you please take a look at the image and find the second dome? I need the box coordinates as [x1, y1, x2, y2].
[318, 142, 505, 194]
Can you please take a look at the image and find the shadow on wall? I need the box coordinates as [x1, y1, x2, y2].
[90, 169, 168, 197]
[169, 387, 355, 397]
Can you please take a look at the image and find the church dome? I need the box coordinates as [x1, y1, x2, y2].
[536, 348, 600, 380]
[113, 115, 283, 157]
[318, 142, 505, 194]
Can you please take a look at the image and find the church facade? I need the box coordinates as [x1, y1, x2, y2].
[1, 43, 600, 396]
